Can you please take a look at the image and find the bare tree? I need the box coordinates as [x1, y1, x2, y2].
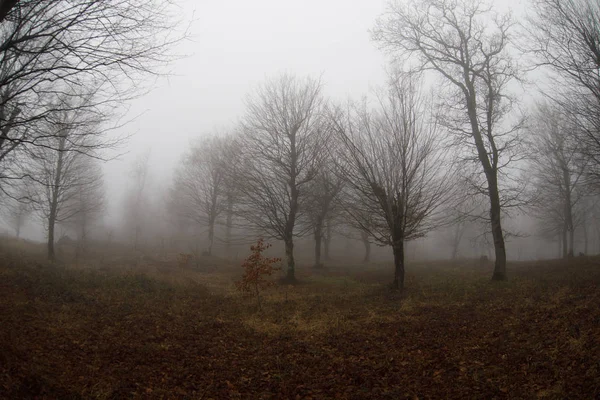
[305, 165, 344, 268]
[125, 150, 150, 250]
[525, 0, 600, 185]
[233, 74, 326, 282]
[332, 74, 454, 290]
[27, 108, 105, 260]
[528, 102, 589, 258]
[443, 180, 489, 260]
[170, 136, 228, 256]
[1, 188, 30, 238]
[214, 134, 244, 256]
[360, 228, 372, 264]
[0, 0, 184, 185]
[64, 160, 105, 259]
[373, 0, 524, 281]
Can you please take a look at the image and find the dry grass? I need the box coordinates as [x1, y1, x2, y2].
[1, 238, 599, 399]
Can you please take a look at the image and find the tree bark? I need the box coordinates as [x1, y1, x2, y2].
[557, 233, 561, 258]
[361, 230, 371, 264]
[284, 129, 299, 282]
[451, 223, 464, 260]
[392, 240, 405, 291]
[207, 217, 215, 256]
[583, 221, 588, 255]
[284, 237, 296, 282]
[568, 227, 575, 258]
[47, 134, 66, 261]
[562, 227, 568, 259]
[323, 218, 332, 261]
[47, 210, 56, 261]
[451, 236, 459, 260]
[489, 177, 507, 281]
[464, 76, 507, 281]
[314, 220, 323, 268]
[561, 167, 575, 258]
[225, 194, 233, 256]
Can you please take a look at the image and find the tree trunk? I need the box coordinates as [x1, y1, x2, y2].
[47, 134, 66, 261]
[451, 240, 459, 260]
[207, 218, 214, 256]
[557, 234, 562, 258]
[561, 228, 568, 258]
[15, 222, 20, 239]
[464, 78, 507, 281]
[489, 180, 507, 281]
[583, 221, 588, 255]
[392, 240, 405, 291]
[314, 222, 323, 268]
[323, 219, 332, 261]
[314, 216, 323, 267]
[284, 126, 299, 283]
[451, 222, 464, 260]
[562, 168, 574, 258]
[76, 219, 87, 263]
[225, 194, 233, 256]
[562, 223, 569, 258]
[361, 230, 370, 264]
[284, 238, 296, 282]
[47, 211, 56, 261]
[568, 227, 575, 258]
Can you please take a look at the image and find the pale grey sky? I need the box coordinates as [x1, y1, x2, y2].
[103, 0, 390, 224]
[102, 0, 530, 227]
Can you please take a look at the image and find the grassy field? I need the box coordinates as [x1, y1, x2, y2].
[1, 239, 599, 399]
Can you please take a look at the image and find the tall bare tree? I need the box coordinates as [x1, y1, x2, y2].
[526, 0, 600, 184]
[373, 0, 524, 280]
[1, 188, 30, 238]
[528, 102, 589, 258]
[0, 0, 184, 186]
[332, 74, 454, 290]
[126, 150, 150, 250]
[360, 228, 372, 264]
[27, 108, 105, 260]
[233, 74, 326, 282]
[171, 137, 228, 256]
[64, 161, 105, 259]
[305, 166, 344, 268]
[212, 134, 244, 256]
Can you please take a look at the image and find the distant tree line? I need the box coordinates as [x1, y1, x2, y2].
[0, 1, 184, 259]
[2, 0, 600, 293]
[169, 0, 600, 290]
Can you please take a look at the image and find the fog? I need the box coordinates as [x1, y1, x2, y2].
[102, 0, 387, 236]
[100, 0, 567, 263]
[3, 1, 600, 397]
[2, 0, 597, 266]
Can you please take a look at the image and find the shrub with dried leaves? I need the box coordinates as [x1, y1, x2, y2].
[236, 238, 281, 310]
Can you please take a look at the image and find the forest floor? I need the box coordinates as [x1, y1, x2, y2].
[1, 239, 599, 399]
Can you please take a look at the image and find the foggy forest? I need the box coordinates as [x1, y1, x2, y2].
[0, 0, 599, 398]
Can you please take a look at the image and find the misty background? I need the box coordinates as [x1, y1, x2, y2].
[0, 0, 588, 263]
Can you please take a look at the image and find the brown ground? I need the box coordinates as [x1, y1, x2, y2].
[1, 239, 599, 399]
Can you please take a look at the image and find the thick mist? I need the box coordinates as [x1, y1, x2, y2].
[4, 0, 593, 263]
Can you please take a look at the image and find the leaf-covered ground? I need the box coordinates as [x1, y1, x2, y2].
[1, 243, 599, 399]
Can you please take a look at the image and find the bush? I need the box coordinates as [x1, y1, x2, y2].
[236, 238, 281, 310]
